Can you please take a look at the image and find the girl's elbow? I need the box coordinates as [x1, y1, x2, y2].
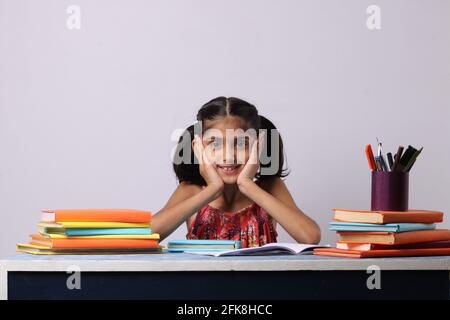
[149, 219, 167, 242]
[310, 233, 321, 245]
[302, 226, 321, 245]
[151, 225, 164, 241]
[312, 225, 322, 244]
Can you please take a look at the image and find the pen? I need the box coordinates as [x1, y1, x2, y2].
[406, 147, 423, 172]
[380, 154, 389, 171]
[376, 137, 382, 157]
[375, 156, 383, 171]
[398, 145, 418, 172]
[376, 138, 389, 172]
[391, 146, 404, 172]
[381, 157, 389, 171]
[365, 144, 376, 171]
[387, 152, 394, 171]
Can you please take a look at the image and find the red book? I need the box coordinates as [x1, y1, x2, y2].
[336, 241, 450, 251]
[337, 229, 450, 245]
[30, 234, 158, 249]
[314, 247, 450, 259]
[333, 208, 443, 224]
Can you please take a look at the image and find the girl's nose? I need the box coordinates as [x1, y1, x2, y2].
[224, 142, 235, 164]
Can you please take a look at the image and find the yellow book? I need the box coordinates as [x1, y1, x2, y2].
[37, 221, 150, 229]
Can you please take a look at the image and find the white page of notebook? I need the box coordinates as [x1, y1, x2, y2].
[186, 242, 327, 256]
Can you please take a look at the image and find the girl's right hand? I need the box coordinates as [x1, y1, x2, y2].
[193, 134, 224, 192]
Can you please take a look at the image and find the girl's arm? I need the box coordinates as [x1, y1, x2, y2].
[237, 132, 321, 244]
[237, 132, 320, 244]
[238, 177, 321, 244]
[152, 182, 222, 241]
[152, 134, 224, 241]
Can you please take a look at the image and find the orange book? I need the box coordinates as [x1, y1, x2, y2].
[333, 208, 443, 224]
[41, 208, 152, 223]
[336, 241, 450, 251]
[30, 234, 158, 249]
[314, 247, 450, 259]
[337, 229, 450, 245]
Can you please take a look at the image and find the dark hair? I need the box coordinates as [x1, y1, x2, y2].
[172, 96, 289, 185]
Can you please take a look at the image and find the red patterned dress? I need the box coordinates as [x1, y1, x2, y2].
[186, 202, 278, 248]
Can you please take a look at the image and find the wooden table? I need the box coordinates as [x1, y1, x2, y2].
[1, 252, 449, 299]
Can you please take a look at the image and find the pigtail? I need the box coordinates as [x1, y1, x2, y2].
[255, 115, 290, 180]
[172, 124, 207, 186]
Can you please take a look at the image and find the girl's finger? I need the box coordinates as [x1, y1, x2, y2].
[197, 135, 209, 160]
[203, 145, 214, 165]
[248, 138, 259, 165]
[193, 135, 203, 164]
[196, 135, 204, 151]
[258, 130, 266, 158]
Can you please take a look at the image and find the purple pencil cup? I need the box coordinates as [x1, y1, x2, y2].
[371, 171, 409, 211]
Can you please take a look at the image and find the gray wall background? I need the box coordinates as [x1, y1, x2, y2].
[1, 0, 449, 258]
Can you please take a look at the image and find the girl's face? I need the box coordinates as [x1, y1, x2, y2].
[201, 116, 255, 184]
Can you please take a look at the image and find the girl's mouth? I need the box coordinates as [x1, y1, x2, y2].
[217, 164, 242, 175]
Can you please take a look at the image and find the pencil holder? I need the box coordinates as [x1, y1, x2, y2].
[371, 171, 409, 211]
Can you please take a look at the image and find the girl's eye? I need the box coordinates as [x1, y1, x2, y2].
[212, 140, 222, 149]
[236, 138, 248, 149]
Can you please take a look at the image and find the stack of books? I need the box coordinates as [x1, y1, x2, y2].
[314, 208, 450, 258]
[17, 209, 163, 255]
[167, 239, 241, 253]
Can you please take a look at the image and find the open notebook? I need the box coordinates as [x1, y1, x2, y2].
[186, 242, 327, 257]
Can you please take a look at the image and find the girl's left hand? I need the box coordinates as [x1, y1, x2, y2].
[237, 131, 265, 187]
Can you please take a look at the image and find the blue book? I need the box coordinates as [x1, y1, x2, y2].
[64, 228, 152, 236]
[167, 239, 242, 252]
[167, 248, 233, 252]
[329, 222, 436, 233]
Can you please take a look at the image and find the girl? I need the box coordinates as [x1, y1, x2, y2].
[152, 97, 320, 247]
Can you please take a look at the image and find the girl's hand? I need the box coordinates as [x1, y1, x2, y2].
[237, 131, 265, 187]
[193, 134, 224, 192]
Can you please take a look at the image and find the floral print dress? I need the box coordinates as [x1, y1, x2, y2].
[186, 202, 278, 248]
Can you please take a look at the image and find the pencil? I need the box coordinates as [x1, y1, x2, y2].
[391, 145, 404, 172]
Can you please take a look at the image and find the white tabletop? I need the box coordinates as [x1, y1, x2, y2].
[2, 251, 450, 272]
